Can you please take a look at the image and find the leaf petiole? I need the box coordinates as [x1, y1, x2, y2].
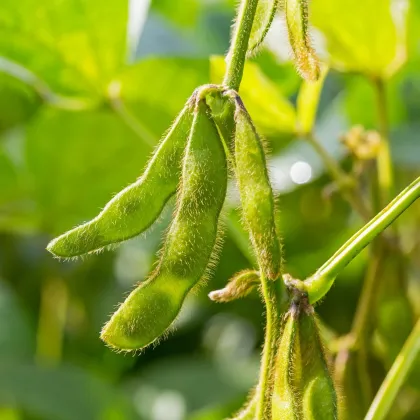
[304, 176, 420, 304]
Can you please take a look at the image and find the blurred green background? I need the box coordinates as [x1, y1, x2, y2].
[0, 0, 419, 419]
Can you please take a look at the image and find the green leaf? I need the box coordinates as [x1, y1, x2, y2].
[210, 56, 296, 136]
[248, 0, 279, 55]
[0, 149, 20, 206]
[152, 0, 200, 27]
[311, 0, 408, 79]
[0, 0, 129, 96]
[117, 58, 209, 137]
[0, 138, 40, 232]
[23, 58, 208, 235]
[0, 73, 41, 133]
[0, 363, 135, 420]
[25, 107, 151, 234]
[296, 65, 328, 134]
[343, 74, 406, 130]
[251, 50, 301, 97]
[0, 282, 34, 360]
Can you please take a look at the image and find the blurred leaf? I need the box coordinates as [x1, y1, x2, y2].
[343, 74, 406, 130]
[248, 0, 278, 54]
[334, 349, 371, 420]
[188, 397, 244, 420]
[117, 58, 209, 137]
[0, 281, 34, 359]
[0, 363, 135, 420]
[0, 73, 41, 133]
[251, 50, 301, 97]
[407, 0, 420, 61]
[0, 0, 129, 96]
[131, 357, 244, 416]
[312, 0, 408, 78]
[152, 0, 200, 27]
[296, 65, 328, 134]
[391, 124, 420, 168]
[210, 56, 296, 136]
[25, 107, 150, 234]
[19, 58, 208, 235]
[0, 149, 20, 206]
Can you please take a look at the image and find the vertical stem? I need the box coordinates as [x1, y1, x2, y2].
[36, 277, 68, 366]
[374, 78, 394, 207]
[365, 318, 420, 420]
[351, 245, 383, 346]
[256, 275, 283, 419]
[223, 0, 260, 91]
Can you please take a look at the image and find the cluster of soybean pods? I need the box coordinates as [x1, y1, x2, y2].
[48, 0, 339, 418]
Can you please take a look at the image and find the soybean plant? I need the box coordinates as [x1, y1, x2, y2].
[47, 0, 420, 419]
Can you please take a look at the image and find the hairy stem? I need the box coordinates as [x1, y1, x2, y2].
[223, 0, 260, 91]
[304, 176, 420, 304]
[365, 318, 420, 420]
[256, 275, 283, 419]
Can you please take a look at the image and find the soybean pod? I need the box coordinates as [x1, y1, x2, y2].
[299, 306, 338, 420]
[47, 98, 195, 258]
[230, 396, 258, 420]
[232, 94, 281, 280]
[285, 0, 320, 81]
[101, 100, 227, 351]
[272, 304, 301, 420]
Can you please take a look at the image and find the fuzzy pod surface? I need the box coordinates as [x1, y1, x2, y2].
[285, 0, 320, 81]
[248, 0, 279, 55]
[230, 396, 257, 420]
[272, 304, 302, 420]
[101, 100, 228, 351]
[233, 97, 281, 280]
[299, 307, 338, 420]
[47, 99, 194, 258]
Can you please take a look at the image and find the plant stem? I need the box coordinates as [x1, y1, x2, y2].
[304, 176, 420, 304]
[365, 317, 420, 420]
[306, 133, 370, 220]
[350, 244, 383, 346]
[256, 274, 283, 419]
[223, 0, 260, 91]
[374, 78, 394, 207]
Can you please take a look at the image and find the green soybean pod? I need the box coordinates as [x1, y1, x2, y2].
[299, 308, 338, 420]
[101, 100, 227, 351]
[248, 0, 279, 55]
[47, 98, 195, 258]
[272, 305, 301, 420]
[233, 96, 281, 280]
[285, 0, 320, 81]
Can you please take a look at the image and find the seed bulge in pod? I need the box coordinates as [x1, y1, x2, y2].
[233, 96, 281, 280]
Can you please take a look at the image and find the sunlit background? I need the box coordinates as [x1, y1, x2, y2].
[0, 0, 420, 419]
